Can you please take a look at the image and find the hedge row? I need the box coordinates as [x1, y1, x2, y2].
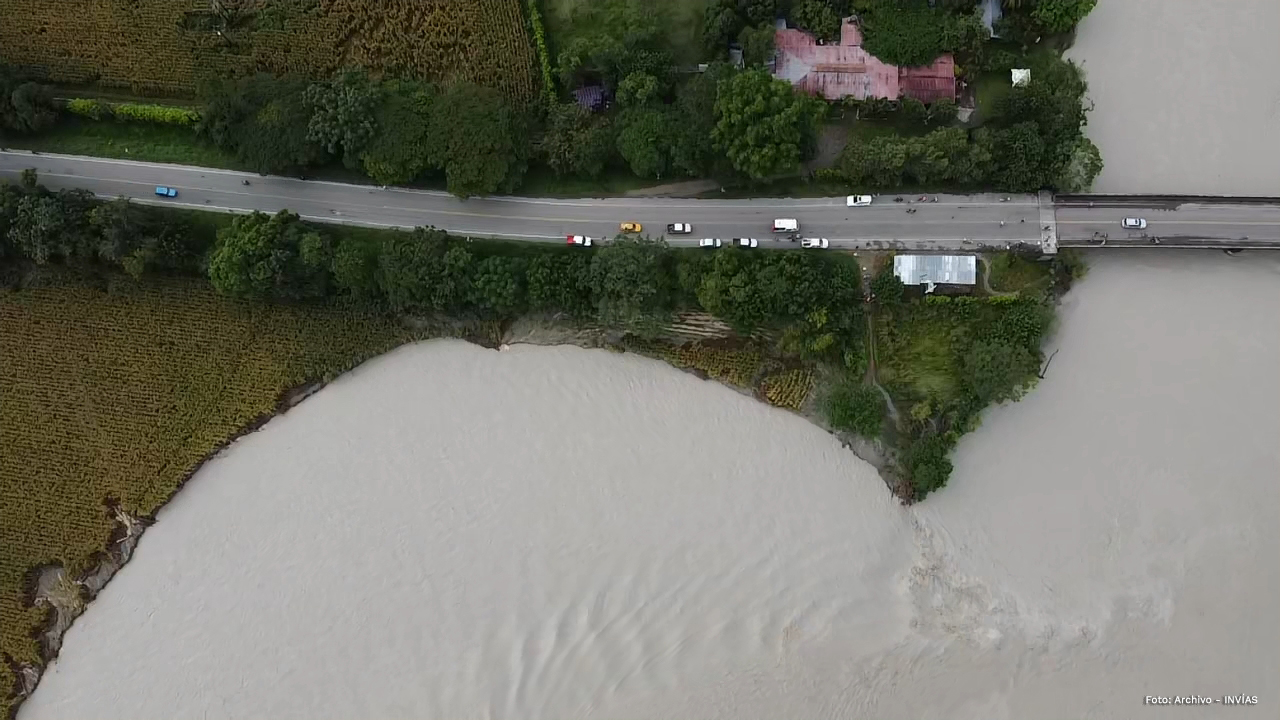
[525, 0, 557, 101]
[64, 98, 200, 126]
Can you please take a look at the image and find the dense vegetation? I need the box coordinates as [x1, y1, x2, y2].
[0, 0, 539, 101]
[1, 0, 1101, 196]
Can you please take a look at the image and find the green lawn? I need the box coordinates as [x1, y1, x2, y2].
[986, 252, 1052, 294]
[3, 118, 236, 169]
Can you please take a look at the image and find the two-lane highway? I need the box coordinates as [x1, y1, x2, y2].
[0, 151, 1045, 251]
[2, 151, 1277, 252]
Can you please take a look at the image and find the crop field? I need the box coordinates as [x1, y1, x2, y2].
[624, 337, 766, 390]
[0, 0, 538, 101]
[760, 369, 816, 411]
[0, 274, 416, 715]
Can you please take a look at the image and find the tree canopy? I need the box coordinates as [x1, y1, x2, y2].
[208, 210, 330, 300]
[713, 69, 824, 180]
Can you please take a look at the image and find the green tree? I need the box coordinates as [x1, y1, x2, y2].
[668, 63, 737, 178]
[961, 339, 1037, 404]
[926, 97, 959, 125]
[304, 68, 381, 169]
[790, 0, 842, 41]
[900, 96, 928, 125]
[736, 24, 776, 67]
[989, 121, 1046, 191]
[840, 134, 909, 187]
[428, 83, 528, 197]
[198, 75, 323, 174]
[1030, 0, 1097, 33]
[360, 81, 436, 185]
[702, 0, 746, 55]
[1055, 136, 1103, 192]
[870, 264, 905, 304]
[208, 210, 330, 300]
[616, 71, 661, 108]
[825, 380, 885, 437]
[88, 197, 142, 265]
[906, 433, 955, 498]
[1, 80, 59, 134]
[526, 253, 594, 316]
[713, 69, 824, 180]
[7, 194, 67, 264]
[376, 228, 474, 313]
[537, 103, 615, 179]
[330, 235, 382, 301]
[616, 108, 673, 179]
[589, 236, 672, 329]
[743, 0, 778, 25]
[470, 255, 527, 316]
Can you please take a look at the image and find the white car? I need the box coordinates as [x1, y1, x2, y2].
[736, 238, 758, 248]
[699, 238, 722, 248]
[1122, 218, 1147, 230]
[771, 218, 798, 233]
[667, 223, 693, 234]
[846, 195, 873, 207]
[800, 238, 829, 249]
[567, 235, 593, 247]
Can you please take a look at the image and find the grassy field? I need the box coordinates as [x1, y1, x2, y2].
[1, 118, 238, 169]
[986, 252, 1053, 294]
[0, 0, 538, 101]
[874, 307, 961, 403]
[0, 273, 417, 716]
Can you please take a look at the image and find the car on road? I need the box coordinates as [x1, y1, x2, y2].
[620, 222, 642, 233]
[566, 235, 593, 247]
[699, 238, 722, 248]
[735, 238, 759, 248]
[772, 218, 798, 233]
[846, 195, 872, 207]
[1122, 217, 1147, 230]
[800, 238, 829, 249]
[154, 186, 178, 198]
[667, 223, 692, 234]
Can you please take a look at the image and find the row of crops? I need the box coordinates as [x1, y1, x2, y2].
[622, 337, 817, 412]
[0, 274, 419, 716]
[0, 0, 539, 101]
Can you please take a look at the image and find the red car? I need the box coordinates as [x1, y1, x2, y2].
[567, 235, 593, 247]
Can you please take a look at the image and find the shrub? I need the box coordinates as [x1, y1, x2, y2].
[825, 380, 885, 437]
[111, 102, 201, 126]
[64, 97, 109, 120]
[526, 0, 557, 100]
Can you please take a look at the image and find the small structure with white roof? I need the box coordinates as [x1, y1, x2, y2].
[893, 254, 977, 294]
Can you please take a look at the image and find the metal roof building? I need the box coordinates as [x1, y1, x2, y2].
[893, 255, 977, 293]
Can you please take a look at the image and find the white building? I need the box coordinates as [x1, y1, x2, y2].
[893, 254, 977, 294]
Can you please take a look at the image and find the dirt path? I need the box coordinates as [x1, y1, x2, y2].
[977, 255, 1019, 297]
[864, 312, 902, 425]
[623, 179, 721, 197]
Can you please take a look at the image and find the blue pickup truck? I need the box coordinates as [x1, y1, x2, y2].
[154, 186, 178, 198]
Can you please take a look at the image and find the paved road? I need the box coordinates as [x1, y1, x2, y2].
[1, 151, 1277, 252]
[0, 151, 1044, 252]
[1055, 202, 1280, 248]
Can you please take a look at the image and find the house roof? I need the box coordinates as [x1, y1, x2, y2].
[573, 85, 606, 110]
[774, 17, 955, 102]
[893, 255, 977, 287]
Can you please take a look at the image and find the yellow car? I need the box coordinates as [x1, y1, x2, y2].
[620, 222, 642, 233]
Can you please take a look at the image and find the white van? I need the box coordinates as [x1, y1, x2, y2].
[772, 218, 798, 233]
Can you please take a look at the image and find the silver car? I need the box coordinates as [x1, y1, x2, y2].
[699, 238, 722, 248]
[735, 238, 759, 248]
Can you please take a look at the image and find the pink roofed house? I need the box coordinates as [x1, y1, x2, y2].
[774, 17, 956, 103]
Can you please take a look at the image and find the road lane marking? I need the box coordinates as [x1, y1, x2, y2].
[15, 172, 1044, 227]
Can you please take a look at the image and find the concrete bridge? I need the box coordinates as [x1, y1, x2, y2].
[1044, 194, 1280, 254]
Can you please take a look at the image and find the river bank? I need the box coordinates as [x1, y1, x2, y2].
[19, 250, 1278, 719]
